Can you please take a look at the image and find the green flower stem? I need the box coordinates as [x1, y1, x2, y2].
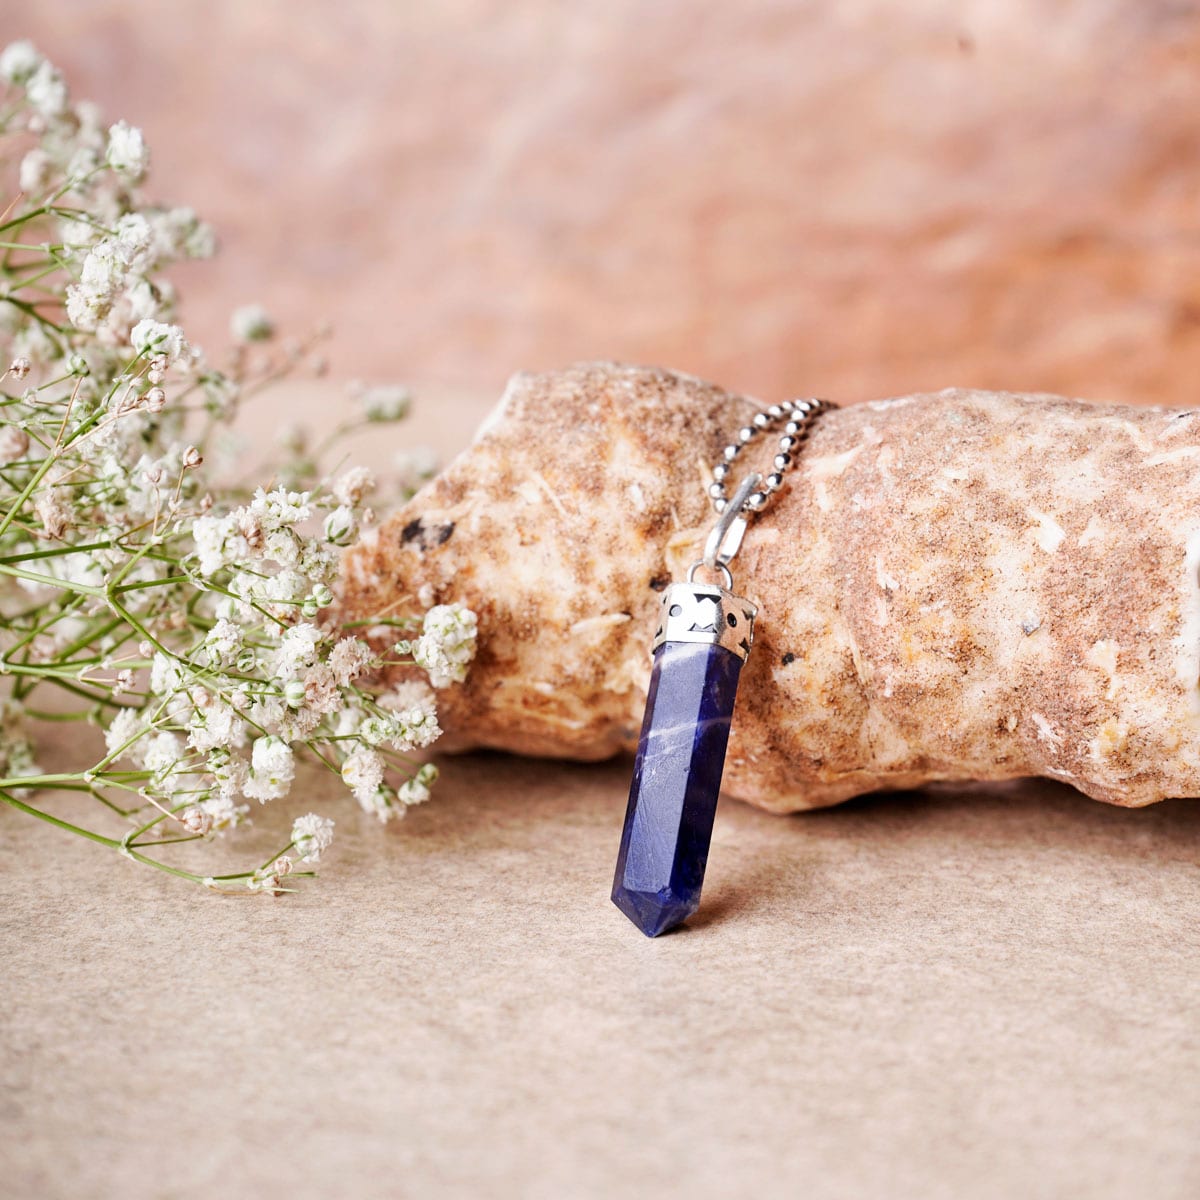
[259, 840, 297, 871]
[0, 787, 118, 848]
[109, 574, 191, 596]
[341, 616, 420, 630]
[7, 261, 62, 290]
[0, 240, 60, 252]
[20, 707, 94, 722]
[0, 204, 51, 236]
[0, 539, 140, 565]
[129, 833, 203, 848]
[2, 594, 89, 666]
[12, 666, 133, 708]
[0, 769, 147, 789]
[0, 294, 63, 337]
[50, 613, 125, 663]
[123, 799, 183, 843]
[0, 562, 106, 595]
[0, 789, 271, 887]
[105, 527, 163, 590]
[0, 444, 63, 543]
[0, 660, 113, 680]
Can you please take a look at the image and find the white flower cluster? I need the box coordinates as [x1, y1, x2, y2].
[0, 42, 478, 889]
[357, 384, 412, 423]
[292, 812, 334, 863]
[230, 303, 274, 343]
[0, 46, 220, 355]
[409, 603, 479, 688]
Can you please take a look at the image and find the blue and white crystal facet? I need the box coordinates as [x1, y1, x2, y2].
[611, 636, 746, 937]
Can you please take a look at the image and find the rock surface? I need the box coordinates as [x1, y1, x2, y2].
[342, 363, 1200, 811]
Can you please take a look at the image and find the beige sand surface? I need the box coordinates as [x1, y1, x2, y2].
[2, 385, 1199, 1199]
[3, 760, 1199, 1199]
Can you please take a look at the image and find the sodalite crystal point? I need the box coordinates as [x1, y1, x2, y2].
[611, 639, 745, 936]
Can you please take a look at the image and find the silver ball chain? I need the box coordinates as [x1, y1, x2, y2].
[708, 396, 838, 516]
[692, 397, 837, 587]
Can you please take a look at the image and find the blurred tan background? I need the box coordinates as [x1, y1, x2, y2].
[6, 0, 1200, 408]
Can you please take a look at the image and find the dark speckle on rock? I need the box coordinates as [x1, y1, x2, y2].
[400, 518, 456, 550]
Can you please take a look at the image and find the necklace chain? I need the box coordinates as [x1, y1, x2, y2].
[693, 397, 837, 587]
[708, 396, 837, 518]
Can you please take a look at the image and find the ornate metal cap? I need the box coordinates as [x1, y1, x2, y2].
[651, 581, 757, 662]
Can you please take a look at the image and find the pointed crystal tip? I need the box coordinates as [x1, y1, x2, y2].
[611, 883, 699, 937]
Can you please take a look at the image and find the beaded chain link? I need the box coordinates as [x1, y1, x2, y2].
[708, 397, 838, 517]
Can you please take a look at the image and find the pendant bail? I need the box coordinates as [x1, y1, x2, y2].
[700, 472, 759, 573]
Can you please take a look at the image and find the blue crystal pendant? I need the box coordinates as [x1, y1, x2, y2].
[612, 581, 756, 936]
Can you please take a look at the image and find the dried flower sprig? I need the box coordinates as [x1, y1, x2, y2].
[0, 41, 475, 891]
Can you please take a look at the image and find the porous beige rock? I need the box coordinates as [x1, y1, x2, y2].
[342, 363, 1200, 811]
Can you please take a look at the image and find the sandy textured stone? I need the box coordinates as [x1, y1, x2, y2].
[343, 363, 1200, 812]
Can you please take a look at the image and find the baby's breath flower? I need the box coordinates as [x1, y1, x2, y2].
[341, 747, 385, 807]
[131, 318, 189, 363]
[230, 303, 274, 342]
[25, 59, 68, 119]
[328, 637, 374, 687]
[292, 812, 334, 863]
[333, 466, 374, 507]
[412, 602, 478, 688]
[244, 735, 295, 803]
[106, 120, 148, 181]
[323, 505, 357, 545]
[33, 488, 70, 539]
[17, 148, 51, 195]
[399, 762, 439, 807]
[0, 45, 471, 894]
[186, 695, 245, 753]
[273, 623, 323, 682]
[204, 618, 243, 667]
[247, 865, 287, 893]
[360, 384, 412, 423]
[103, 708, 145, 763]
[149, 652, 184, 696]
[0, 40, 42, 85]
[252, 486, 311, 527]
[393, 444, 439, 494]
[179, 805, 214, 835]
[357, 699, 441, 753]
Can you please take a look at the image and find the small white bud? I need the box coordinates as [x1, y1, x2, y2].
[230, 303, 274, 343]
[180, 806, 214, 835]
